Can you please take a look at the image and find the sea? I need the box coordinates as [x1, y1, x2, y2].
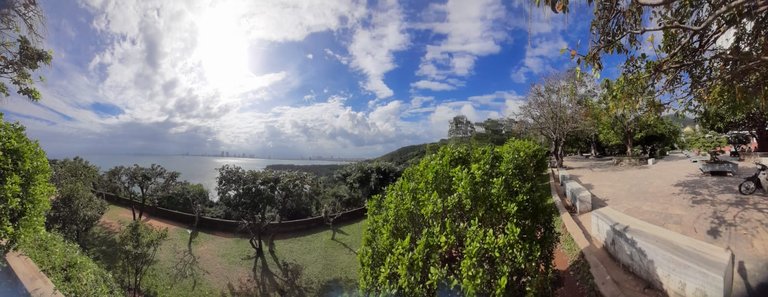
[71, 155, 350, 200]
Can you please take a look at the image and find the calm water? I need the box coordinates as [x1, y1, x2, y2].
[74, 155, 349, 200]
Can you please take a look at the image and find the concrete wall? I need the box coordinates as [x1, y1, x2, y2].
[591, 207, 734, 297]
[558, 169, 569, 186]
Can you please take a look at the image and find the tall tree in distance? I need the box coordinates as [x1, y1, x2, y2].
[519, 71, 591, 167]
[0, 0, 53, 101]
[598, 72, 662, 156]
[103, 164, 180, 221]
[448, 115, 475, 139]
[46, 157, 107, 245]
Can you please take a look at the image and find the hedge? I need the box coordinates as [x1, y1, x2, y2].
[19, 231, 122, 297]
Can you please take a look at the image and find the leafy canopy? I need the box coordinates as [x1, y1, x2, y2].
[359, 139, 557, 296]
[0, 0, 53, 101]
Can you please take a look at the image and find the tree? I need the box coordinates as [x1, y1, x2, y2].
[116, 221, 168, 297]
[158, 181, 210, 229]
[0, 0, 53, 101]
[102, 164, 180, 221]
[519, 71, 593, 167]
[46, 183, 107, 245]
[0, 114, 54, 252]
[598, 72, 663, 156]
[359, 140, 557, 296]
[333, 161, 401, 206]
[448, 115, 475, 139]
[46, 157, 107, 245]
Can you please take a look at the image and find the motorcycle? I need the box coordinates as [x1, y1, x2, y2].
[739, 162, 768, 195]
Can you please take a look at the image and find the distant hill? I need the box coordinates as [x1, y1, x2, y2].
[663, 114, 696, 128]
[371, 139, 450, 167]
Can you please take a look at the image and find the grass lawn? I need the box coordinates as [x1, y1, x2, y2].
[86, 205, 364, 296]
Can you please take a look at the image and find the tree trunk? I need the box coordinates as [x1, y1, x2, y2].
[590, 135, 598, 156]
[131, 204, 137, 221]
[554, 140, 565, 168]
[625, 132, 633, 157]
[756, 129, 768, 152]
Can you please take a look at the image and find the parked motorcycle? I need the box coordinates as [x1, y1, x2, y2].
[739, 162, 768, 195]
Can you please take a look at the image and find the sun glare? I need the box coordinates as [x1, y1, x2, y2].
[196, 2, 255, 97]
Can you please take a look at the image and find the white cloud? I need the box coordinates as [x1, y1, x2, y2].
[347, 0, 409, 99]
[411, 80, 456, 91]
[511, 35, 567, 83]
[306, 53, 314, 59]
[415, 0, 507, 88]
[410, 96, 434, 108]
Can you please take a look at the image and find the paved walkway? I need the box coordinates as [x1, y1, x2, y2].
[565, 154, 768, 297]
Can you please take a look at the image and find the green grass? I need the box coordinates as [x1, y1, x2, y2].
[88, 205, 364, 296]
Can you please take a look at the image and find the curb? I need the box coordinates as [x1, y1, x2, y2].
[550, 170, 627, 297]
[4, 251, 63, 297]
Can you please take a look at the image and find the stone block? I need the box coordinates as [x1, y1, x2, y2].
[558, 169, 569, 186]
[564, 181, 592, 214]
[698, 161, 738, 175]
[591, 207, 734, 297]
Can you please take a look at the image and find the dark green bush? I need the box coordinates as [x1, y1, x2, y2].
[19, 231, 122, 296]
[359, 139, 557, 296]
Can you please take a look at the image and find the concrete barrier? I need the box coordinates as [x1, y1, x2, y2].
[591, 207, 734, 297]
[564, 180, 592, 214]
[558, 169, 569, 186]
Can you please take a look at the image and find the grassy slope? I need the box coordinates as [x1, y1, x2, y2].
[91, 205, 363, 296]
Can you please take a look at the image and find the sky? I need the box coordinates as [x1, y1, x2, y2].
[0, 0, 607, 159]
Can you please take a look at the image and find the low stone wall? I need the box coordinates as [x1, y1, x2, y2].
[95, 191, 366, 235]
[558, 169, 570, 186]
[591, 207, 734, 297]
[563, 181, 592, 214]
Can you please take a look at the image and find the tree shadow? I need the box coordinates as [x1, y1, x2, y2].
[225, 249, 313, 296]
[315, 277, 358, 297]
[738, 261, 768, 296]
[331, 238, 358, 255]
[81, 225, 121, 269]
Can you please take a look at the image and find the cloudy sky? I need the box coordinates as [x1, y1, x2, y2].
[0, 0, 606, 159]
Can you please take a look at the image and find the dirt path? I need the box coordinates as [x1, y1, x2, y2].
[554, 247, 590, 297]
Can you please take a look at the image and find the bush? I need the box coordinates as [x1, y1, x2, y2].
[359, 139, 558, 296]
[0, 114, 55, 252]
[19, 231, 122, 296]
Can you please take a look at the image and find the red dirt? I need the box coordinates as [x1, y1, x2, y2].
[554, 246, 590, 297]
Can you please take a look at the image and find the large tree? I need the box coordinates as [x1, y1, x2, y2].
[102, 164, 180, 221]
[0, 113, 54, 252]
[217, 166, 320, 255]
[46, 157, 107, 245]
[598, 72, 663, 156]
[519, 71, 595, 167]
[540, 0, 768, 148]
[0, 0, 52, 101]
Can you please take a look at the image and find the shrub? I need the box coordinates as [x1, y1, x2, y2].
[359, 139, 558, 296]
[0, 114, 55, 252]
[46, 182, 107, 245]
[19, 231, 122, 296]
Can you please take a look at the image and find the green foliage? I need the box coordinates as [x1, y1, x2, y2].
[49, 157, 100, 189]
[359, 139, 557, 296]
[116, 221, 169, 296]
[158, 181, 211, 214]
[683, 129, 728, 156]
[0, 114, 54, 252]
[46, 157, 107, 244]
[101, 164, 180, 220]
[0, 0, 53, 102]
[333, 161, 401, 207]
[46, 183, 107, 245]
[597, 72, 663, 156]
[19, 231, 122, 296]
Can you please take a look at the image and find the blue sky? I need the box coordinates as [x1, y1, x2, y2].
[1, 0, 608, 158]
